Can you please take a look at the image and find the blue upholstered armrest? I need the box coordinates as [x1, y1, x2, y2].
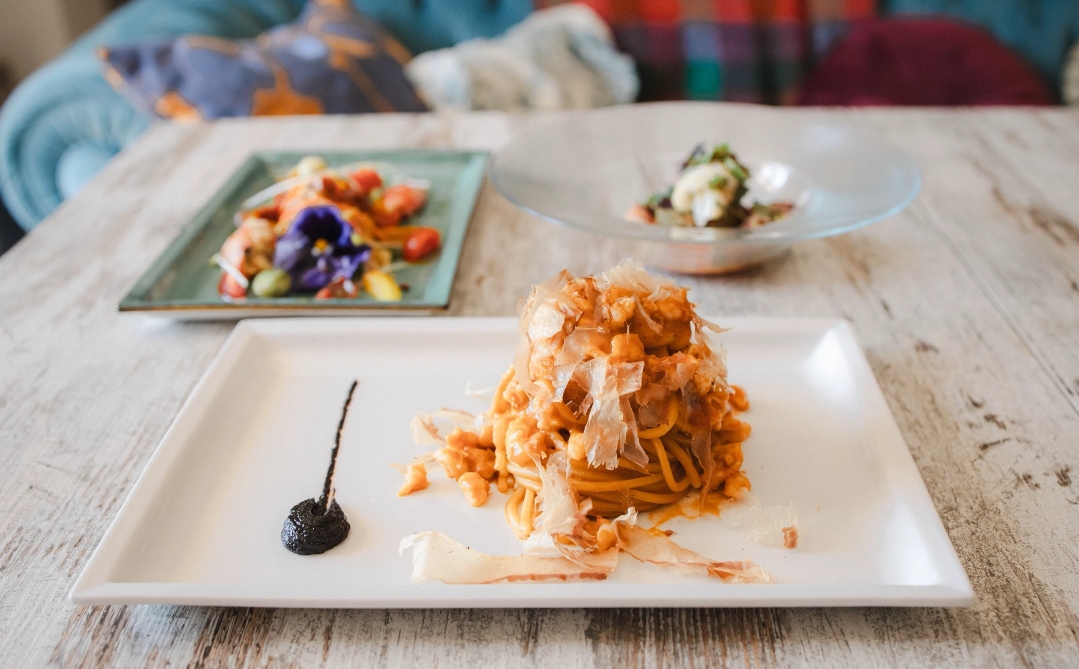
[0, 0, 304, 231]
[2, 0, 533, 230]
[0, 0, 533, 231]
[0, 58, 147, 230]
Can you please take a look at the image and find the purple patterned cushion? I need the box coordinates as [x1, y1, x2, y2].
[99, 0, 426, 119]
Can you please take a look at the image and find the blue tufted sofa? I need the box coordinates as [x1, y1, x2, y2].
[0, 0, 532, 231]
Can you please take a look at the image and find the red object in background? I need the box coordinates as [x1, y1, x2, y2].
[218, 273, 246, 299]
[799, 18, 1054, 106]
[314, 277, 359, 300]
[403, 227, 441, 262]
[351, 168, 382, 195]
[639, 0, 679, 22]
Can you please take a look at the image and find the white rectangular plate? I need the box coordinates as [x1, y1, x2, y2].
[71, 317, 973, 608]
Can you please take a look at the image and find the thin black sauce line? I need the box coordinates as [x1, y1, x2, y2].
[317, 379, 358, 515]
[281, 379, 358, 555]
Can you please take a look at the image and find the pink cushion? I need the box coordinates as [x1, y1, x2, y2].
[800, 18, 1054, 106]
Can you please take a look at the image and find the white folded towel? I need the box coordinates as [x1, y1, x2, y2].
[405, 4, 638, 111]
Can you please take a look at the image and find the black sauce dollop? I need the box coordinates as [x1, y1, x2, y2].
[281, 497, 350, 555]
[281, 380, 357, 556]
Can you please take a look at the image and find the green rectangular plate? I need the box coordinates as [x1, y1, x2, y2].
[120, 150, 488, 319]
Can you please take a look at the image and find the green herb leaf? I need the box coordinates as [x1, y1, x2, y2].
[711, 143, 731, 161]
[645, 186, 674, 208]
[723, 157, 749, 181]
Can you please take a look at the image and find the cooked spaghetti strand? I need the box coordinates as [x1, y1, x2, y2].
[400, 263, 753, 553]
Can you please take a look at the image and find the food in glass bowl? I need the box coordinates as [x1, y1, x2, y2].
[214, 156, 440, 302]
[626, 144, 794, 229]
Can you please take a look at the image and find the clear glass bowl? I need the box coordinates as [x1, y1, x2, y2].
[489, 102, 921, 274]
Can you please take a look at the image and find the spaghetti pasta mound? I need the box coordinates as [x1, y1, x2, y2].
[402, 262, 752, 551]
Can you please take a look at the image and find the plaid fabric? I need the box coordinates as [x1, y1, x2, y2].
[536, 0, 876, 103]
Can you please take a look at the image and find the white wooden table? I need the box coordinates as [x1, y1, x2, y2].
[2, 105, 1079, 667]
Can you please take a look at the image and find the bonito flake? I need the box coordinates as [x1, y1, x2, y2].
[398, 261, 769, 585]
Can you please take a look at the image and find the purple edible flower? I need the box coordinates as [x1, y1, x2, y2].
[273, 206, 371, 292]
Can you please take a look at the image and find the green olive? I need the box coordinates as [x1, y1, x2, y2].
[251, 268, 292, 298]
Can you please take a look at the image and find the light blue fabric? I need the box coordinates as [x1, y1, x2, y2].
[0, 61, 148, 228]
[57, 144, 122, 200]
[0, 0, 532, 231]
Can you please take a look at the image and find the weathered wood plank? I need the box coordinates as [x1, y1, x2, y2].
[954, 111, 1079, 406]
[1, 108, 1078, 668]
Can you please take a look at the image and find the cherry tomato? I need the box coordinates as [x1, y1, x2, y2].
[351, 168, 382, 194]
[218, 273, 247, 299]
[314, 277, 359, 300]
[381, 184, 427, 217]
[403, 227, 441, 262]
